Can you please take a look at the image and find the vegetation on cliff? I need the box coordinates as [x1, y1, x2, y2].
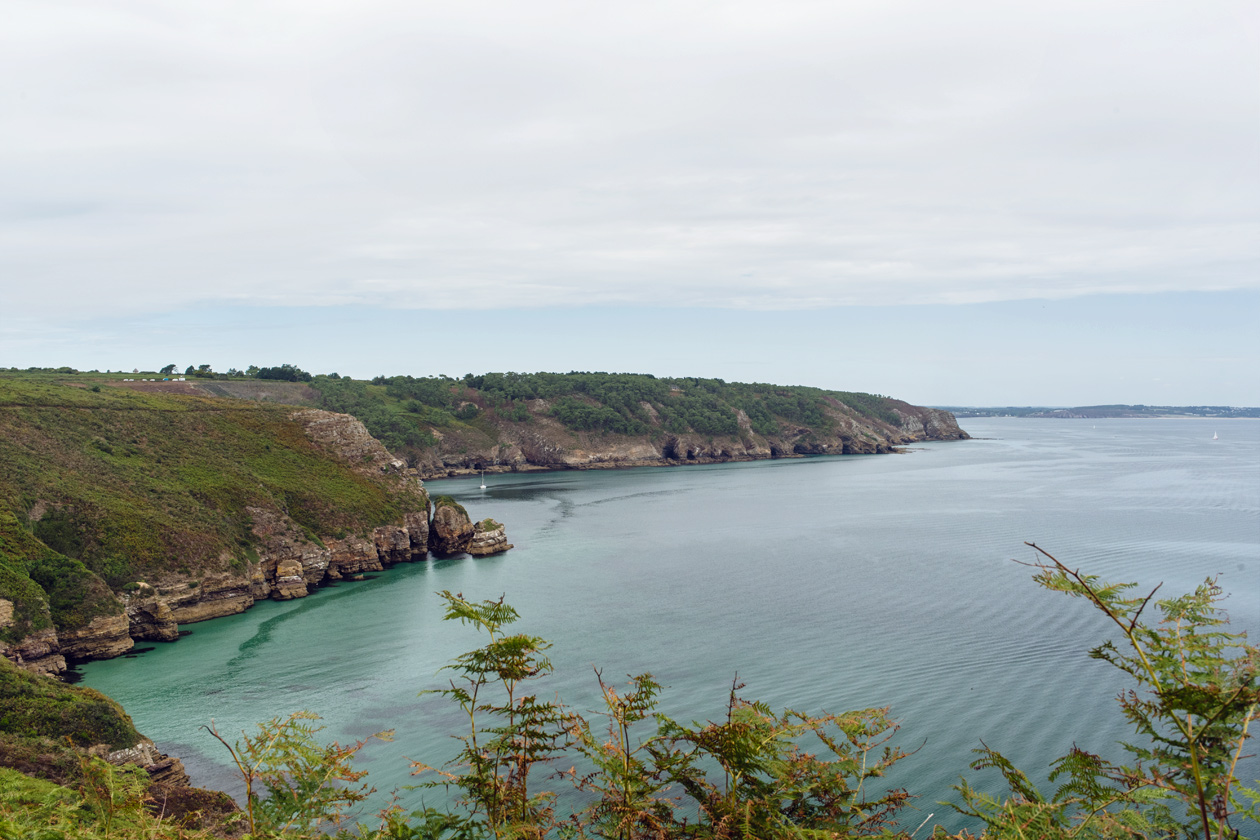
[0, 374, 429, 649]
[303, 371, 960, 473]
[1, 367, 966, 479]
[0, 657, 140, 750]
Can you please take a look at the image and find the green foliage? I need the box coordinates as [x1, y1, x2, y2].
[0, 760, 226, 840]
[0, 377, 424, 597]
[415, 592, 568, 839]
[75, 750, 151, 837]
[206, 710, 389, 837]
[0, 658, 141, 750]
[381, 375, 455, 408]
[949, 543, 1260, 840]
[311, 376, 447, 454]
[256, 364, 314, 382]
[0, 553, 52, 643]
[551, 397, 649, 436]
[648, 681, 911, 839]
[1, 510, 122, 631]
[412, 595, 912, 840]
[433, 496, 470, 520]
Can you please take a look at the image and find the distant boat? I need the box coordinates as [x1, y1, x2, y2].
[1212, 431, 1218, 441]
[479, 471, 487, 489]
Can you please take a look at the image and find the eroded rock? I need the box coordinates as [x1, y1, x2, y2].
[125, 597, 179, 642]
[1, 627, 66, 676]
[430, 499, 475, 556]
[58, 613, 133, 662]
[467, 519, 513, 556]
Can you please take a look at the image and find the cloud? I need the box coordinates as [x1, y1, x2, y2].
[2, 0, 1256, 318]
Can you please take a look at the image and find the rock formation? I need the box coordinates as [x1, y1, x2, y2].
[429, 498, 475, 556]
[125, 594, 179, 642]
[0, 625, 65, 676]
[468, 519, 513, 556]
[56, 614, 133, 662]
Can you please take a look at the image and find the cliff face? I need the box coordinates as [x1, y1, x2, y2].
[414, 395, 969, 477]
[429, 497, 475, 556]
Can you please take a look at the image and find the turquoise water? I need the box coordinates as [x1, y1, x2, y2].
[78, 418, 1260, 834]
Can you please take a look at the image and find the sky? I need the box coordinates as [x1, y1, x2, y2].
[2, 0, 1257, 406]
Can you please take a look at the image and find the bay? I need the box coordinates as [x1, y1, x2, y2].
[78, 417, 1260, 834]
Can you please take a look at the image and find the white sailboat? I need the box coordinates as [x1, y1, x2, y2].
[1212, 431, 1218, 441]
[479, 471, 487, 489]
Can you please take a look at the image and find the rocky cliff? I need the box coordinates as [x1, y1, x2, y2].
[413, 393, 969, 477]
[0, 382, 510, 675]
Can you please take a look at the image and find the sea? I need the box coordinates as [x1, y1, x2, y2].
[77, 417, 1260, 835]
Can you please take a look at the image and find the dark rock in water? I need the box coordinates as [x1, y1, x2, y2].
[429, 498, 475, 556]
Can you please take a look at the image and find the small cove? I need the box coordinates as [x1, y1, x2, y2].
[78, 418, 1260, 834]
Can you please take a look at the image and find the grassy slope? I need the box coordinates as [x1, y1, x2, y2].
[0, 657, 140, 750]
[0, 375, 426, 635]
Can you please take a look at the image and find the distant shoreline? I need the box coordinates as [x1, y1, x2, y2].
[938, 405, 1258, 420]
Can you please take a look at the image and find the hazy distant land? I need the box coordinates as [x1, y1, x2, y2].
[937, 404, 1260, 419]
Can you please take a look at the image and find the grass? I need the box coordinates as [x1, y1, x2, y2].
[0, 658, 140, 750]
[0, 373, 429, 637]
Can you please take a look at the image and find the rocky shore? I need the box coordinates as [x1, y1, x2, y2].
[416, 401, 968, 478]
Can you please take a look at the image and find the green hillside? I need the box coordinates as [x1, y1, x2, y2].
[0, 375, 426, 639]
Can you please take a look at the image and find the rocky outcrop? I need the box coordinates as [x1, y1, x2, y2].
[373, 525, 413, 565]
[894, 405, 970, 440]
[404, 510, 430, 557]
[467, 519, 513, 556]
[430, 499, 475, 556]
[125, 595, 179, 642]
[99, 735, 239, 828]
[327, 535, 384, 577]
[291, 408, 403, 477]
[0, 627, 66, 676]
[164, 573, 256, 624]
[57, 613, 133, 662]
[101, 738, 190, 787]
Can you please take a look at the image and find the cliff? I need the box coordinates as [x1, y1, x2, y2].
[0, 656, 236, 829]
[294, 372, 969, 478]
[0, 377, 508, 675]
[411, 390, 968, 477]
[95, 370, 968, 478]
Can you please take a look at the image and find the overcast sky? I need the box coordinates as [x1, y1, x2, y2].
[3, 1, 1257, 405]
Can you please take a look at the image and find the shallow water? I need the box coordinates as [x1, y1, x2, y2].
[79, 417, 1260, 834]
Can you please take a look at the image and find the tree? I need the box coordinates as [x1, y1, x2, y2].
[159, 364, 176, 375]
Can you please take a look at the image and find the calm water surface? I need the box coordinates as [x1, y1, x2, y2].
[79, 418, 1260, 833]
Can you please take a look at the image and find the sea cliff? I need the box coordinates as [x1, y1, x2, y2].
[0, 378, 511, 675]
[115, 371, 969, 478]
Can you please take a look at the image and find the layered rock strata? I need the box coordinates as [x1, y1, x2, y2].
[468, 519, 513, 556]
[0, 626, 65, 677]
